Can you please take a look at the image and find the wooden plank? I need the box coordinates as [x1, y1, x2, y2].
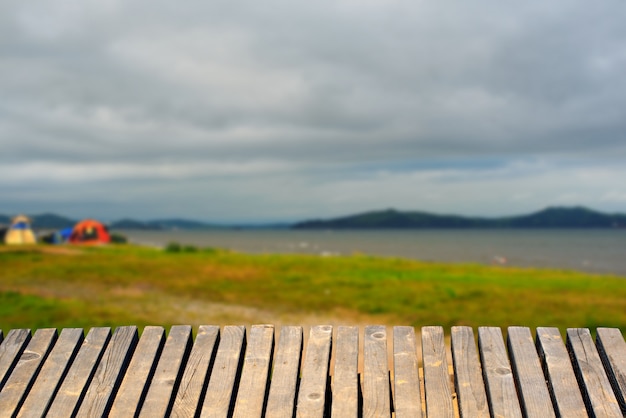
[200, 325, 246, 418]
[0, 328, 57, 418]
[566, 328, 622, 417]
[108, 326, 166, 417]
[506, 327, 555, 418]
[16, 328, 84, 418]
[296, 325, 332, 418]
[422, 326, 454, 418]
[139, 325, 193, 418]
[535, 327, 587, 417]
[477, 326, 522, 418]
[450, 326, 489, 418]
[76, 326, 139, 417]
[233, 324, 275, 418]
[171, 325, 220, 418]
[363, 325, 390, 418]
[45, 327, 112, 418]
[596, 327, 626, 414]
[265, 326, 303, 418]
[331, 326, 359, 418]
[0, 329, 31, 391]
[393, 326, 422, 418]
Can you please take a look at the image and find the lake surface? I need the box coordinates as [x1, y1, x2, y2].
[119, 229, 626, 276]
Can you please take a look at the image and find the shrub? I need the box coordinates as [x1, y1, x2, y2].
[165, 242, 182, 253]
[182, 245, 198, 253]
[110, 233, 128, 244]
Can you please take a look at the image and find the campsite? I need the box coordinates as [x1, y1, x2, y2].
[2, 212, 625, 333]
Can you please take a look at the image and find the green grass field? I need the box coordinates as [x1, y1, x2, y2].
[1, 244, 625, 334]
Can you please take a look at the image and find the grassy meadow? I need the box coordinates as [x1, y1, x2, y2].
[1, 243, 625, 335]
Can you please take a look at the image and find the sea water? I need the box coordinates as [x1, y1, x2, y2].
[118, 229, 626, 276]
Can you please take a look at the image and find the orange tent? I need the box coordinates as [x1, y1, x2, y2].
[68, 219, 111, 245]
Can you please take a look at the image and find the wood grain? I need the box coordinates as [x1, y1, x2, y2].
[393, 326, 422, 418]
[331, 326, 359, 418]
[0, 328, 56, 417]
[200, 325, 246, 418]
[363, 325, 390, 418]
[139, 325, 193, 418]
[265, 326, 303, 418]
[6, 324, 626, 416]
[0, 329, 31, 391]
[76, 326, 138, 417]
[450, 326, 489, 418]
[15, 328, 84, 418]
[296, 325, 332, 418]
[478, 326, 522, 418]
[108, 326, 166, 417]
[233, 324, 275, 418]
[45, 327, 112, 418]
[422, 326, 454, 418]
[596, 327, 626, 414]
[171, 325, 220, 418]
[535, 327, 587, 417]
[506, 327, 555, 418]
[566, 328, 622, 417]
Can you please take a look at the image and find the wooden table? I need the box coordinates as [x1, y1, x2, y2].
[0, 325, 624, 417]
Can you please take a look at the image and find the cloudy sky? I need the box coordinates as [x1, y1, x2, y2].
[2, 0, 626, 222]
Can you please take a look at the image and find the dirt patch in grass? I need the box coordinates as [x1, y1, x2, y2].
[0, 245, 83, 255]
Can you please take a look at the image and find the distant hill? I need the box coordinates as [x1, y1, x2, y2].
[109, 218, 222, 230]
[3, 206, 625, 231]
[293, 206, 626, 229]
[31, 213, 77, 229]
[108, 219, 160, 230]
[146, 219, 221, 230]
[0, 213, 76, 229]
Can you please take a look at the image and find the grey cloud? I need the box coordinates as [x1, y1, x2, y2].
[2, 0, 626, 220]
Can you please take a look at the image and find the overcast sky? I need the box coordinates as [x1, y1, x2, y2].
[2, 0, 626, 222]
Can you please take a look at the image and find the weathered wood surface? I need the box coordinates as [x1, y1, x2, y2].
[478, 326, 523, 417]
[296, 325, 332, 418]
[450, 326, 489, 417]
[108, 326, 165, 417]
[535, 327, 588, 417]
[232, 324, 274, 418]
[1, 325, 625, 416]
[265, 326, 302, 418]
[363, 325, 390, 418]
[0, 328, 56, 418]
[331, 326, 359, 418]
[45, 327, 111, 418]
[200, 325, 245, 418]
[0, 329, 31, 392]
[393, 326, 422, 418]
[422, 326, 454, 418]
[171, 325, 219, 418]
[596, 327, 626, 414]
[507, 326, 555, 418]
[567, 327, 622, 417]
[15, 328, 84, 418]
[77, 326, 138, 417]
[139, 325, 192, 418]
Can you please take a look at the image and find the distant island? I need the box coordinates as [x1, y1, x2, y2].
[292, 206, 626, 229]
[0, 213, 289, 231]
[1, 206, 625, 230]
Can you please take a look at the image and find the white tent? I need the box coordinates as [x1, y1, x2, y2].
[4, 214, 37, 245]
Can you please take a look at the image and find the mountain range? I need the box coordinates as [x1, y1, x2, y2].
[1, 206, 625, 230]
[292, 206, 626, 229]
